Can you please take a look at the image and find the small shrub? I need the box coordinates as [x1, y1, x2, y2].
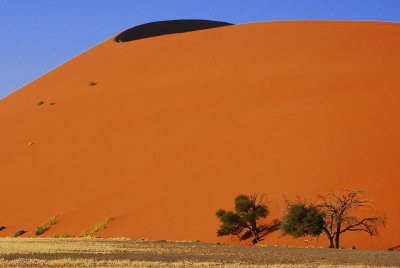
[37, 101, 44, 106]
[388, 248, 394, 251]
[89, 81, 97, 86]
[35, 226, 45, 236]
[50, 102, 55, 105]
[53, 235, 58, 238]
[80, 216, 112, 237]
[352, 245, 356, 250]
[14, 230, 26, 237]
[61, 234, 71, 238]
[35, 215, 58, 236]
[0, 226, 6, 231]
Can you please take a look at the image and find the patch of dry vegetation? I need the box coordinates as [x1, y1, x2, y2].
[35, 215, 58, 236]
[0, 258, 396, 268]
[79, 217, 113, 237]
[0, 238, 398, 267]
[13, 230, 25, 237]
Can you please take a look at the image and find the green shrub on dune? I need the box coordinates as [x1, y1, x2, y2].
[35, 215, 59, 236]
[80, 217, 113, 237]
[14, 230, 26, 237]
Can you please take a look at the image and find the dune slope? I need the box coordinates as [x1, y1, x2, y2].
[0, 21, 399, 249]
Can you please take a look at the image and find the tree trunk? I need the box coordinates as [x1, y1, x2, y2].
[322, 227, 334, 248]
[251, 221, 260, 245]
[335, 224, 341, 249]
[253, 232, 261, 245]
[335, 232, 340, 249]
[328, 236, 334, 248]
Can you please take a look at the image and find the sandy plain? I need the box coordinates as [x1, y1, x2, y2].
[0, 238, 399, 267]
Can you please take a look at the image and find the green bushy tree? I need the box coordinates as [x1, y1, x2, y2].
[216, 194, 281, 244]
[281, 203, 324, 238]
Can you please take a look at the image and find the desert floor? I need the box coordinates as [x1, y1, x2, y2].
[0, 238, 398, 267]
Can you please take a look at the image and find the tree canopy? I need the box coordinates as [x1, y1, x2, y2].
[216, 194, 281, 245]
[316, 189, 386, 248]
[281, 203, 324, 238]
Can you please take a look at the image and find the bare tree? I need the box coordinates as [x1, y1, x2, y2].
[316, 189, 386, 248]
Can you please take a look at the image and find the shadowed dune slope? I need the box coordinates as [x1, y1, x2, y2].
[0, 21, 399, 249]
[115, 20, 233, 42]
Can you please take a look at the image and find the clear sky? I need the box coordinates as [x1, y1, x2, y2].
[1, 0, 399, 99]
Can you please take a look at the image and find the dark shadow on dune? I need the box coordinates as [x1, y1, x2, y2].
[115, 20, 233, 42]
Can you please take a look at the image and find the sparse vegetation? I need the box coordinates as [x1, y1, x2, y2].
[2, 258, 389, 268]
[14, 230, 26, 237]
[37, 101, 44, 106]
[80, 217, 113, 237]
[89, 81, 97, 86]
[35, 215, 59, 236]
[0, 238, 396, 267]
[50, 102, 55, 105]
[216, 194, 281, 244]
[0, 226, 5, 231]
[61, 234, 71, 238]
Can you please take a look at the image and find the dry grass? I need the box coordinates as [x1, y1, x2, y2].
[35, 214, 58, 236]
[79, 217, 112, 237]
[0, 238, 398, 267]
[0, 238, 120, 254]
[0, 258, 396, 268]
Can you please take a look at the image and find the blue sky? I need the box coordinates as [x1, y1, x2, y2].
[1, 0, 399, 99]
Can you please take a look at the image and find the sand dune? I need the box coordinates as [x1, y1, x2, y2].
[0, 20, 399, 249]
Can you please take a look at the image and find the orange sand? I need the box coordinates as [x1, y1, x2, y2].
[0, 21, 399, 249]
